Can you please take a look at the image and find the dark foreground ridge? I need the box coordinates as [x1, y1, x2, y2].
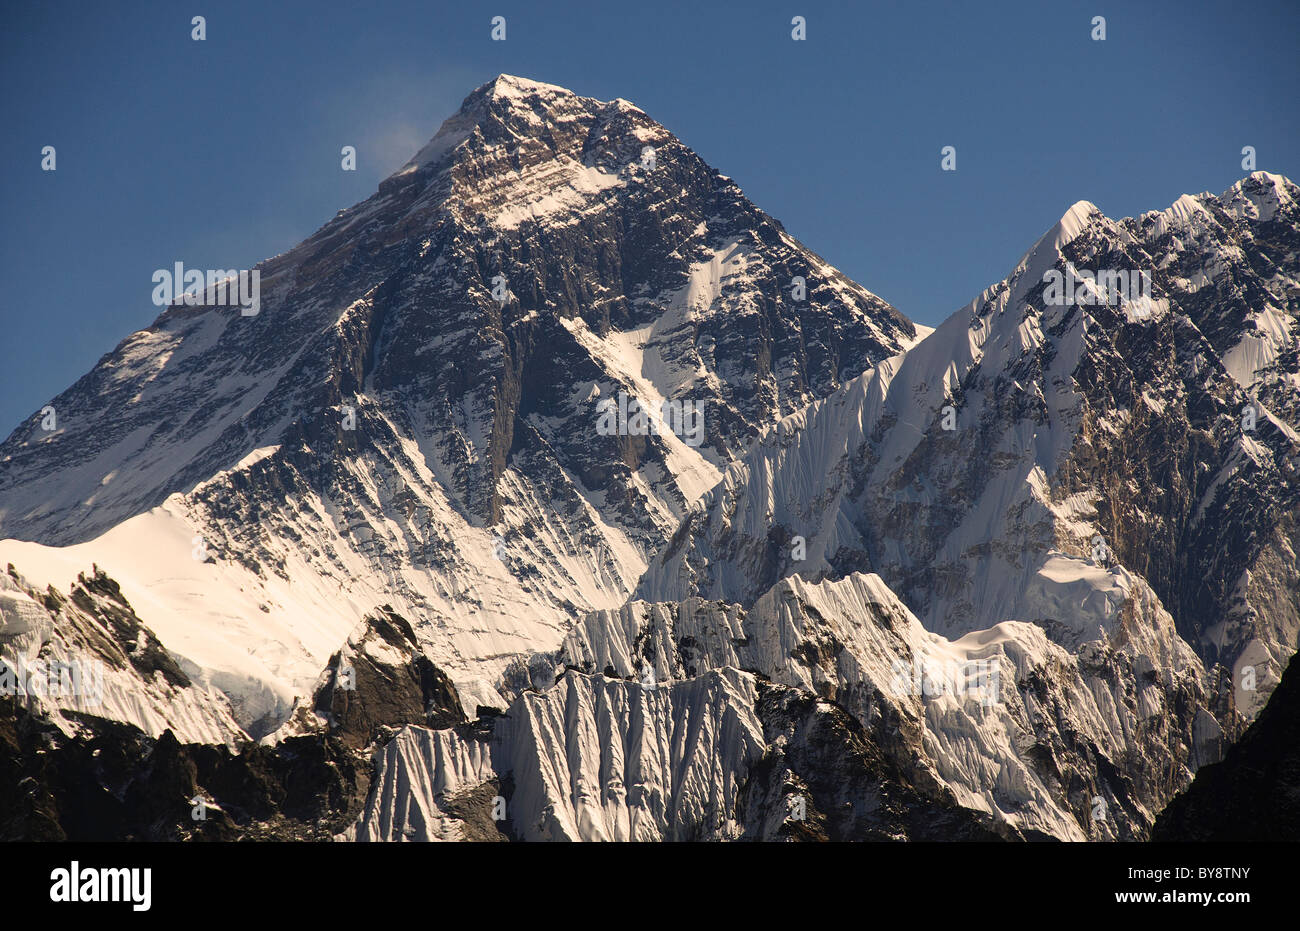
[1152, 653, 1300, 841]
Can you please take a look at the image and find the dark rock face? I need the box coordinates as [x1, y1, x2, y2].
[0, 606, 479, 841]
[435, 778, 512, 842]
[737, 683, 1021, 842]
[3, 563, 177, 687]
[310, 605, 466, 749]
[0, 706, 367, 842]
[67, 569, 190, 690]
[1152, 649, 1300, 841]
[1050, 181, 1300, 681]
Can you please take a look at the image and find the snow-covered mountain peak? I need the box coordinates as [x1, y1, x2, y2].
[395, 73, 662, 185]
[1006, 199, 1105, 292]
[1057, 198, 1102, 234]
[1221, 170, 1297, 223]
[394, 74, 581, 177]
[483, 73, 571, 99]
[453, 72, 598, 131]
[641, 174, 1300, 723]
[0, 75, 917, 737]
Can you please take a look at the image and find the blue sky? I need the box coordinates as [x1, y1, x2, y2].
[2, 0, 1298, 436]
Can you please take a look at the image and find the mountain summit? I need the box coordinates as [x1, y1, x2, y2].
[0, 75, 916, 729]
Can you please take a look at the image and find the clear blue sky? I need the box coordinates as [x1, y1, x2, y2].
[3, 0, 1298, 436]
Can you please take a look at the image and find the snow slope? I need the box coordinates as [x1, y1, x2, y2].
[344, 572, 1228, 840]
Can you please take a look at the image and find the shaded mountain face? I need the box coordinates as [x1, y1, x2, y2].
[0, 597, 466, 842]
[640, 174, 1300, 719]
[1152, 645, 1300, 842]
[0, 75, 915, 724]
[0, 705, 369, 842]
